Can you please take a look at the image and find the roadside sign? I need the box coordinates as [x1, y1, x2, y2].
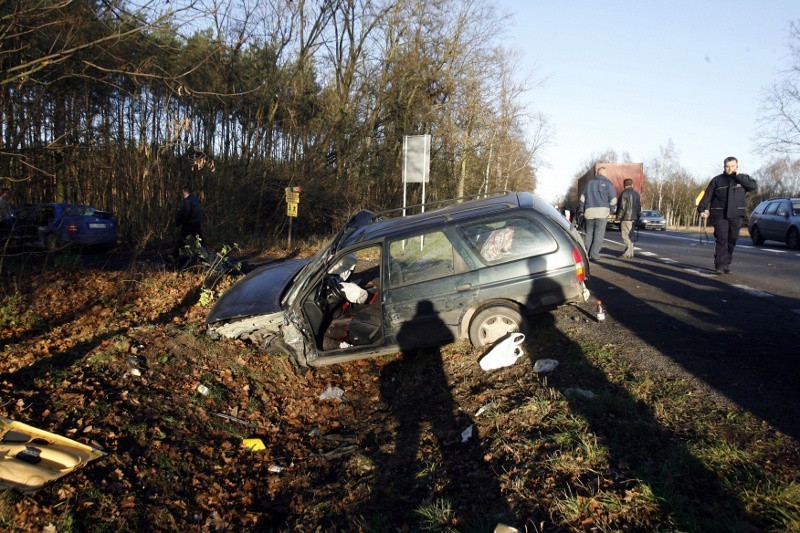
[285, 186, 301, 203]
[287, 201, 298, 217]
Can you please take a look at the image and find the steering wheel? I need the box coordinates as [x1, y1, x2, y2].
[321, 275, 346, 308]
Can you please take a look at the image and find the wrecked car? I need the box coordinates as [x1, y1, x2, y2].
[206, 191, 590, 366]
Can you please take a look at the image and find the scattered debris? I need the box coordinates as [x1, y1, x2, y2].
[268, 465, 284, 474]
[242, 438, 266, 452]
[216, 413, 257, 428]
[596, 300, 606, 322]
[0, 416, 105, 493]
[479, 333, 525, 371]
[564, 387, 596, 400]
[319, 386, 345, 402]
[461, 424, 474, 443]
[193, 381, 210, 396]
[475, 402, 496, 417]
[533, 359, 559, 374]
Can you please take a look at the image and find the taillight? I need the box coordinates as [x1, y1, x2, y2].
[572, 247, 586, 283]
[67, 222, 78, 234]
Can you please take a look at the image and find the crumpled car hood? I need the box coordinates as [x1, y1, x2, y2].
[206, 258, 309, 323]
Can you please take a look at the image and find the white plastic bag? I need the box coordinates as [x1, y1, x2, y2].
[479, 333, 525, 371]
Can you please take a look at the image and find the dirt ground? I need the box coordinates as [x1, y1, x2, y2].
[1, 249, 798, 530]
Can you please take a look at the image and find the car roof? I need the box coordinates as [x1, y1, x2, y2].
[339, 191, 540, 247]
[760, 198, 800, 203]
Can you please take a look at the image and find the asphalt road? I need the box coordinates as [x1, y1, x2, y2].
[584, 227, 800, 441]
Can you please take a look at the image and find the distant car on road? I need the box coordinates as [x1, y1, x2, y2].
[10, 202, 117, 250]
[748, 197, 800, 249]
[636, 210, 666, 231]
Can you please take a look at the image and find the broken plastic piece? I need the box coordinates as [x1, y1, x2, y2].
[0, 416, 105, 493]
[461, 424, 474, 443]
[241, 438, 266, 452]
[319, 386, 344, 402]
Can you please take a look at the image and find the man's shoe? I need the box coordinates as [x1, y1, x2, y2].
[723, 269, 731, 274]
[714, 269, 724, 275]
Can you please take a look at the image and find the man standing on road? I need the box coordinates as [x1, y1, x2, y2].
[615, 178, 641, 258]
[579, 166, 617, 261]
[697, 157, 757, 275]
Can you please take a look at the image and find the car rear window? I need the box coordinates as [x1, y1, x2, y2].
[461, 217, 557, 265]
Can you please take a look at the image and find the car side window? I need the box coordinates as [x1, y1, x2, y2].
[461, 217, 557, 264]
[388, 231, 459, 287]
[776, 202, 789, 217]
[765, 202, 780, 215]
[792, 201, 800, 216]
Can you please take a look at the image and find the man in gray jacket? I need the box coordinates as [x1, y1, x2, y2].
[579, 167, 617, 261]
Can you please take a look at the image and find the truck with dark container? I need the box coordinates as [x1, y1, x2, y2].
[573, 163, 645, 229]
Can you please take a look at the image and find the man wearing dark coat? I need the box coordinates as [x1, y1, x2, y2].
[697, 157, 757, 275]
[173, 185, 204, 260]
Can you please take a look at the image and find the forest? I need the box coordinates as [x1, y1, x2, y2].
[1, 0, 545, 251]
[2, 2, 799, 250]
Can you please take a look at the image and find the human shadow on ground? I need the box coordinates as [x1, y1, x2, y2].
[588, 255, 800, 440]
[358, 300, 515, 529]
[518, 308, 758, 530]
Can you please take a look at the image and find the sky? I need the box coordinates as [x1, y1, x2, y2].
[494, 1, 798, 203]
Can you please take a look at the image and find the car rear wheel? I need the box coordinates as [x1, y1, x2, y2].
[787, 227, 800, 250]
[750, 225, 764, 245]
[469, 305, 525, 348]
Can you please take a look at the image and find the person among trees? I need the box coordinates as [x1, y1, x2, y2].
[0, 189, 13, 241]
[173, 185, 204, 260]
[578, 166, 617, 261]
[697, 156, 758, 275]
[615, 178, 642, 258]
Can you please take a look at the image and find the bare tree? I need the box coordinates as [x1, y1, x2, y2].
[756, 19, 800, 156]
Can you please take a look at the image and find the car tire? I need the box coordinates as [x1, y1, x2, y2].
[750, 225, 764, 246]
[787, 227, 800, 250]
[468, 305, 525, 348]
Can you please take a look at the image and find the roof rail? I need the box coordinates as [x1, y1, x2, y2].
[371, 190, 515, 219]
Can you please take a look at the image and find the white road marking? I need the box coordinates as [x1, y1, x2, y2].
[732, 285, 774, 297]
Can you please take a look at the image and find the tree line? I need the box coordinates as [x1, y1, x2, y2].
[1, 0, 544, 250]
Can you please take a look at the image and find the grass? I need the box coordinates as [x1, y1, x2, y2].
[509, 332, 800, 531]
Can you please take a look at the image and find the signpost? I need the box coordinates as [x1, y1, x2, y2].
[285, 186, 301, 248]
[402, 134, 430, 217]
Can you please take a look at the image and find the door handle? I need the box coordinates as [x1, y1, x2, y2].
[456, 283, 472, 291]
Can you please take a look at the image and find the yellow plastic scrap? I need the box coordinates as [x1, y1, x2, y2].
[241, 438, 266, 452]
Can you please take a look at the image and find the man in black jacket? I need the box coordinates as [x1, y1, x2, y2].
[697, 157, 757, 275]
[615, 178, 641, 258]
[173, 185, 204, 260]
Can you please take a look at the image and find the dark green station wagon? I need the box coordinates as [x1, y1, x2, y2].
[206, 191, 590, 366]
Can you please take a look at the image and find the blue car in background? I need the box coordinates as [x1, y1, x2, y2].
[9, 202, 117, 250]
